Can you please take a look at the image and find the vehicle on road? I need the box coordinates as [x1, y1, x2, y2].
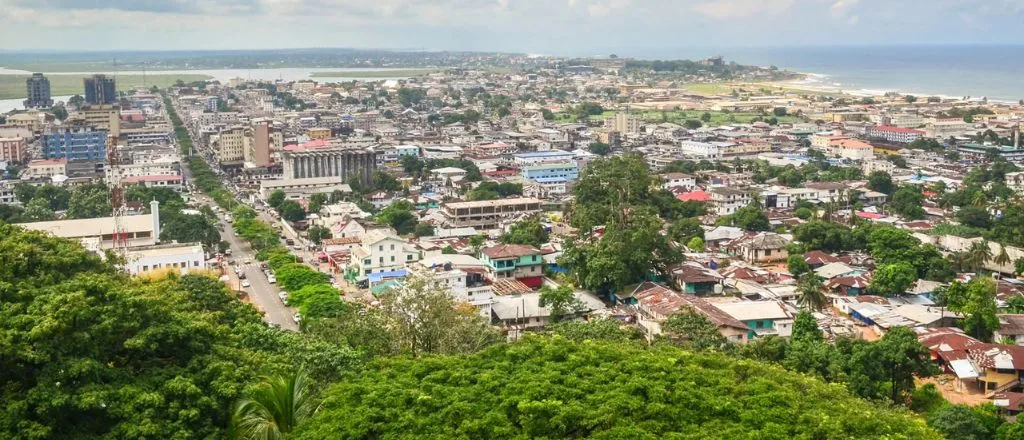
[225, 249, 232, 256]
[237, 271, 246, 279]
[244, 259, 252, 264]
[293, 313, 302, 323]
[268, 275, 277, 284]
[278, 291, 289, 305]
[241, 280, 251, 288]
[286, 238, 295, 246]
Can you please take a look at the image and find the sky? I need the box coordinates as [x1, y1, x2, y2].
[0, 0, 1023, 54]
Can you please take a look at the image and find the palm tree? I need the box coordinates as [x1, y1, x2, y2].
[948, 251, 971, 273]
[797, 273, 828, 312]
[995, 243, 1012, 270]
[967, 240, 994, 273]
[971, 191, 988, 208]
[230, 370, 317, 440]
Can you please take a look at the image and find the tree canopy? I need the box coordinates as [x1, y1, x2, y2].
[295, 337, 939, 439]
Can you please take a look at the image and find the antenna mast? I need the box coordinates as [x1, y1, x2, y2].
[107, 118, 130, 258]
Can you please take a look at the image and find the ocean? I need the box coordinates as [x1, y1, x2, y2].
[606, 45, 1024, 102]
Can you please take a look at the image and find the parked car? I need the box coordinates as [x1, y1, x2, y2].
[241, 280, 251, 288]
[292, 313, 302, 324]
[286, 239, 295, 246]
[278, 291, 289, 304]
[268, 275, 277, 284]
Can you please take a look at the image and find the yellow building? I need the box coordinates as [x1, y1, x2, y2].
[307, 127, 331, 140]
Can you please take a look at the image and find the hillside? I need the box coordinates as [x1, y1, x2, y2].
[295, 337, 939, 440]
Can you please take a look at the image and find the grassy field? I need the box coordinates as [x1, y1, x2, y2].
[0, 73, 213, 100]
[309, 69, 441, 79]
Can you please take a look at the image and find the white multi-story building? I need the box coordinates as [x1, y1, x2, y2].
[868, 125, 924, 144]
[709, 187, 753, 216]
[349, 230, 422, 275]
[662, 173, 697, 190]
[212, 126, 246, 163]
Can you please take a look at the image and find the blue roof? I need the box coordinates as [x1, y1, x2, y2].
[368, 269, 409, 283]
[513, 150, 573, 158]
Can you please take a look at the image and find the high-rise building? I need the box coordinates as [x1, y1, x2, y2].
[24, 73, 53, 109]
[244, 120, 272, 167]
[84, 74, 117, 105]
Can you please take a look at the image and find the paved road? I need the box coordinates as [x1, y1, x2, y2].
[219, 217, 299, 331]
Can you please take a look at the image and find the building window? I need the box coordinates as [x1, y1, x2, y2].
[390, 244, 395, 251]
[379, 245, 383, 251]
[194, 261, 200, 267]
[390, 256, 395, 262]
[364, 259, 371, 265]
[379, 257, 384, 264]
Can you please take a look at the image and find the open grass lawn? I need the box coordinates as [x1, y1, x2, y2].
[0, 73, 213, 100]
[309, 69, 441, 79]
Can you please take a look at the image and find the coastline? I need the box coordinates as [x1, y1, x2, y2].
[761, 70, 1018, 104]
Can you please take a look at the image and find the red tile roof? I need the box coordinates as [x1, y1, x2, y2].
[677, 190, 711, 202]
[872, 125, 925, 134]
[482, 244, 540, 259]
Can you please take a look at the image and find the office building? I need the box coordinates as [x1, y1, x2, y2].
[867, 125, 924, 144]
[42, 126, 108, 161]
[84, 74, 117, 105]
[24, 73, 53, 109]
[211, 126, 245, 163]
[244, 120, 272, 167]
[281, 141, 379, 185]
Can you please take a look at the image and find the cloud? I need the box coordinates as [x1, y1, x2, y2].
[692, 0, 795, 19]
[14, 0, 260, 14]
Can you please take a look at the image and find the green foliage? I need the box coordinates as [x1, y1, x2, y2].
[728, 204, 771, 231]
[956, 206, 992, 229]
[661, 308, 729, 351]
[890, 185, 925, 220]
[927, 404, 1003, 440]
[230, 370, 318, 440]
[787, 254, 811, 277]
[66, 183, 112, 219]
[396, 87, 426, 107]
[413, 222, 435, 238]
[307, 193, 327, 214]
[538, 285, 584, 322]
[371, 170, 402, 192]
[686, 236, 705, 252]
[867, 171, 895, 195]
[797, 273, 827, 311]
[276, 263, 329, 292]
[794, 206, 813, 220]
[375, 200, 418, 235]
[792, 311, 824, 343]
[267, 190, 286, 209]
[871, 263, 918, 297]
[306, 225, 331, 245]
[0, 224, 358, 439]
[910, 384, 947, 414]
[793, 221, 863, 252]
[467, 181, 523, 201]
[588, 141, 610, 156]
[546, 318, 643, 342]
[944, 277, 999, 341]
[295, 337, 939, 439]
[668, 217, 704, 244]
[278, 200, 307, 222]
[500, 217, 549, 247]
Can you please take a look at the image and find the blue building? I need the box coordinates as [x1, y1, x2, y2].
[520, 162, 579, 182]
[43, 127, 108, 161]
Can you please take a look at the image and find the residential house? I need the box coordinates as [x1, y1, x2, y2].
[715, 301, 794, 340]
[734, 233, 789, 264]
[627, 282, 750, 343]
[667, 262, 724, 295]
[480, 244, 545, 288]
[709, 187, 753, 216]
[995, 315, 1024, 346]
[349, 230, 421, 276]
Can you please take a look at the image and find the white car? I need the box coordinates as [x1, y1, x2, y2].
[293, 313, 302, 323]
[241, 280, 251, 288]
[278, 291, 289, 304]
[267, 275, 277, 284]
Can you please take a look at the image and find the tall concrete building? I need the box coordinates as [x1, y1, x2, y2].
[84, 74, 117, 105]
[282, 143, 379, 185]
[42, 126, 108, 161]
[212, 126, 245, 164]
[24, 73, 53, 109]
[244, 120, 272, 167]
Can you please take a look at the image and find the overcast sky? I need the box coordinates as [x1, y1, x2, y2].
[0, 0, 1022, 54]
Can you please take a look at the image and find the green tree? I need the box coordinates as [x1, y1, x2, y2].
[966, 240, 994, 272]
[267, 190, 286, 210]
[927, 404, 1003, 440]
[947, 277, 999, 341]
[66, 183, 112, 219]
[661, 308, 729, 351]
[376, 201, 418, 235]
[413, 222, 435, 238]
[306, 225, 330, 245]
[279, 200, 307, 222]
[668, 217, 704, 244]
[797, 273, 827, 311]
[686, 236, 705, 252]
[866, 171, 893, 195]
[1015, 257, 1024, 276]
[791, 311, 823, 343]
[588, 141, 611, 156]
[538, 285, 585, 322]
[871, 263, 917, 297]
[889, 185, 925, 220]
[730, 204, 771, 231]
[956, 206, 992, 229]
[50, 104, 68, 121]
[307, 193, 328, 214]
[787, 254, 811, 277]
[21, 197, 55, 221]
[230, 370, 318, 440]
[276, 264, 329, 292]
[871, 326, 939, 402]
[500, 217, 549, 247]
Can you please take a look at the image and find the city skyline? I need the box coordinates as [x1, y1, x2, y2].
[1, 0, 1022, 52]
